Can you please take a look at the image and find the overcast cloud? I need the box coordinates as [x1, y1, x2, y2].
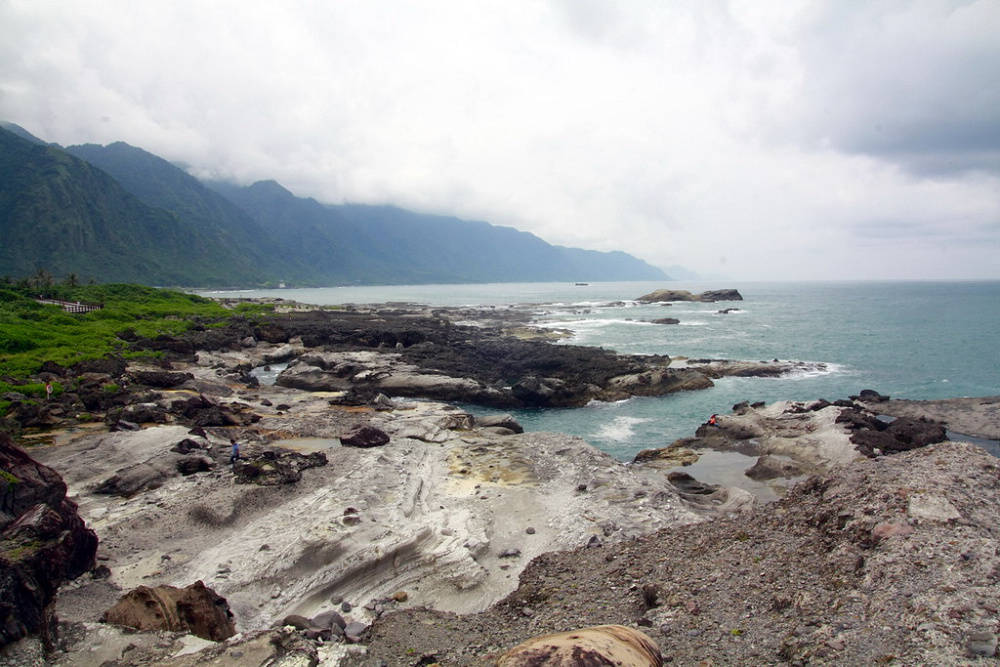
[1, 0, 998, 280]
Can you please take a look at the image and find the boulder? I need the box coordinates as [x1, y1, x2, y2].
[651, 318, 680, 325]
[94, 460, 176, 497]
[745, 455, 804, 481]
[264, 344, 304, 364]
[633, 445, 699, 466]
[128, 370, 193, 388]
[475, 414, 525, 434]
[699, 289, 743, 302]
[101, 580, 236, 641]
[0, 433, 98, 649]
[497, 625, 662, 666]
[511, 376, 588, 407]
[855, 389, 890, 402]
[340, 425, 391, 448]
[276, 366, 346, 392]
[170, 438, 205, 454]
[851, 417, 947, 456]
[176, 455, 214, 476]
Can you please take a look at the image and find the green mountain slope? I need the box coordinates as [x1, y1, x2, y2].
[65, 142, 289, 281]
[2, 125, 668, 286]
[0, 128, 275, 285]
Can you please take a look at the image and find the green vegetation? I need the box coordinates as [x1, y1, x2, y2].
[0, 279, 228, 379]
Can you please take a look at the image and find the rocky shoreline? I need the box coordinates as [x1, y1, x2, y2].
[1, 301, 999, 665]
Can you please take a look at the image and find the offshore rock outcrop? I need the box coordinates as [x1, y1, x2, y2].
[0, 432, 97, 649]
[636, 288, 743, 303]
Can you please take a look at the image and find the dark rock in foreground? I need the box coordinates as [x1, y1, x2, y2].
[0, 432, 98, 649]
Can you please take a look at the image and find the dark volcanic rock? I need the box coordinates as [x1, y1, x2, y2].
[340, 425, 391, 448]
[101, 580, 236, 641]
[0, 432, 98, 649]
[170, 438, 205, 454]
[128, 370, 193, 388]
[636, 288, 742, 303]
[651, 318, 680, 325]
[837, 407, 947, 456]
[510, 376, 585, 407]
[233, 451, 328, 485]
[176, 455, 214, 475]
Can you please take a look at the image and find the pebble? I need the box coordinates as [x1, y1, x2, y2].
[966, 631, 998, 657]
[526, 527, 536, 534]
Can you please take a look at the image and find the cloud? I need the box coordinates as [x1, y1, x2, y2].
[0, 1, 997, 280]
[787, 1, 1000, 175]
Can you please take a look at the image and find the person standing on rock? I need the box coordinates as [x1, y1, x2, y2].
[45, 381, 53, 401]
[230, 438, 240, 465]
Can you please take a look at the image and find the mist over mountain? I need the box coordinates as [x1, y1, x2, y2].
[1, 126, 670, 286]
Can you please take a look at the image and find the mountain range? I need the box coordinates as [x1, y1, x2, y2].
[0, 123, 670, 287]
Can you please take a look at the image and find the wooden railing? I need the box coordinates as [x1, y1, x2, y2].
[35, 298, 104, 314]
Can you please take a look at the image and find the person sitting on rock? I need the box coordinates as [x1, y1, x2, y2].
[229, 438, 240, 465]
[708, 414, 718, 427]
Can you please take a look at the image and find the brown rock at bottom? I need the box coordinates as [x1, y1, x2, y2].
[497, 624, 663, 666]
[102, 580, 236, 641]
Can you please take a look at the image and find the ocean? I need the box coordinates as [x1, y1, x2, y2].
[204, 280, 1000, 486]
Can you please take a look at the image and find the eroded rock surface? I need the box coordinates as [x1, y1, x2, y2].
[0, 432, 97, 649]
[101, 580, 235, 641]
[355, 441, 1000, 665]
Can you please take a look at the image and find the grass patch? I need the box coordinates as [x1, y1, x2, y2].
[0, 282, 230, 379]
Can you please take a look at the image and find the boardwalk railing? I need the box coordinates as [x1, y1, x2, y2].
[35, 298, 104, 314]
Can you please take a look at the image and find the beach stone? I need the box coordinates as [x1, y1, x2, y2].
[343, 621, 367, 643]
[497, 625, 662, 667]
[966, 631, 998, 657]
[312, 610, 346, 630]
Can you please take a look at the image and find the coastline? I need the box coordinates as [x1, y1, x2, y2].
[2, 298, 999, 664]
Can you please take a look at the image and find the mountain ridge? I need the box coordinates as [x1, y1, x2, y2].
[1, 125, 671, 287]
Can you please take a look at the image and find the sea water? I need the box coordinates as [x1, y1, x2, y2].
[203, 281, 1000, 463]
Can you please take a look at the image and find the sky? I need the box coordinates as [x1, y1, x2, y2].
[1, 1, 998, 281]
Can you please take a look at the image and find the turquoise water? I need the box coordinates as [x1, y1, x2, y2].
[203, 281, 1000, 461]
